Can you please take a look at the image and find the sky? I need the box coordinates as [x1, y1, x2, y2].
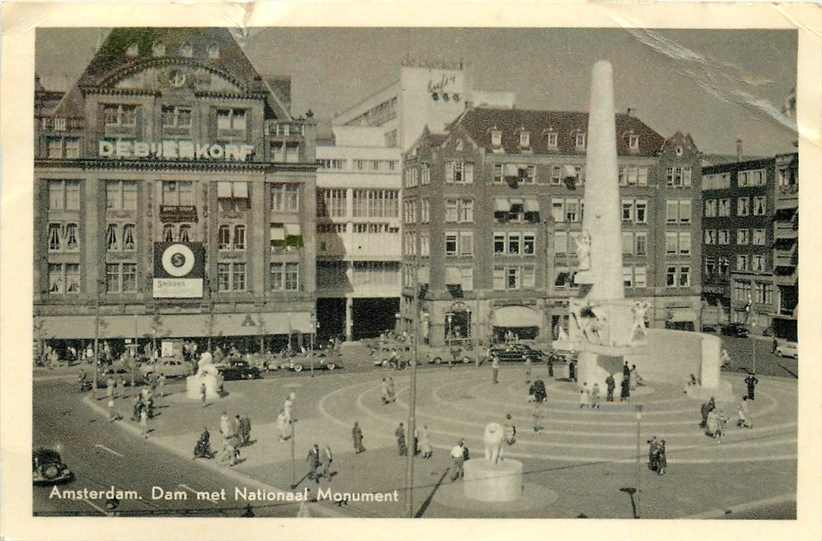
[36, 28, 797, 156]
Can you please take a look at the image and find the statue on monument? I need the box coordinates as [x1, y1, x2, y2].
[630, 301, 652, 344]
[483, 422, 504, 464]
[575, 230, 592, 271]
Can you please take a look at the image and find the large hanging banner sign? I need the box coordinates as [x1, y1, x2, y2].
[153, 242, 204, 298]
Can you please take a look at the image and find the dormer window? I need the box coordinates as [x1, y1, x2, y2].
[491, 129, 502, 147]
[455, 139, 464, 151]
[125, 43, 139, 58]
[208, 44, 220, 59]
[628, 134, 639, 150]
[179, 42, 193, 58]
[546, 130, 558, 149]
[519, 130, 530, 148]
[152, 41, 166, 57]
[574, 132, 586, 150]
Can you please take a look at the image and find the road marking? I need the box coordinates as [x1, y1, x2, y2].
[82, 499, 109, 515]
[178, 483, 218, 505]
[94, 444, 123, 457]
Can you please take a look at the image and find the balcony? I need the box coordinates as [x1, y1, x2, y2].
[773, 270, 797, 286]
[774, 222, 798, 240]
[773, 247, 797, 268]
[266, 121, 306, 138]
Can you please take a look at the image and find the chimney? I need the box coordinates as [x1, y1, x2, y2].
[736, 138, 743, 161]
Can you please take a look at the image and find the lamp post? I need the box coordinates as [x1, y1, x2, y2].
[289, 392, 298, 489]
[309, 312, 316, 377]
[395, 312, 401, 336]
[635, 404, 643, 519]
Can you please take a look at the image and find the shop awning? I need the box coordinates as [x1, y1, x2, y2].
[217, 181, 232, 198]
[445, 267, 462, 285]
[233, 181, 248, 199]
[495, 199, 511, 212]
[525, 198, 540, 212]
[38, 316, 96, 339]
[492, 306, 541, 328]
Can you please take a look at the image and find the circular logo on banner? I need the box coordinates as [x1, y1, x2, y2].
[161, 244, 195, 277]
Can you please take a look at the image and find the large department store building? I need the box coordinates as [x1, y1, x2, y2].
[34, 28, 318, 358]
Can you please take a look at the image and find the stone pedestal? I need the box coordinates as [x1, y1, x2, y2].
[186, 374, 221, 400]
[463, 459, 524, 502]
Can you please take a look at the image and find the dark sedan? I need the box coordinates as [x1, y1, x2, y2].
[491, 344, 546, 363]
[33, 447, 73, 485]
[216, 360, 261, 381]
[722, 323, 750, 338]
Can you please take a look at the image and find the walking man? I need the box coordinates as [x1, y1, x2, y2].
[395, 422, 407, 456]
[620, 374, 631, 402]
[306, 444, 322, 483]
[140, 407, 149, 439]
[744, 372, 759, 400]
[524, 356, 532, 384]
[352, 421, 365, 454]
[322, 444, 334, 480]
[200, 382, 207, 408]
[591, 382, 601, 409]
[491, 354, 500, 384]
[449, 440, 466, 481]
[772, 336, 779, 354]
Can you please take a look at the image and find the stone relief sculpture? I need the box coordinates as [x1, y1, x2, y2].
[575, 230, 592, 271]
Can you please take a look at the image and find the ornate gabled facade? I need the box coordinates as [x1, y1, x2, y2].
[400, 107, 703, 347]
[34, 28, 318, 359]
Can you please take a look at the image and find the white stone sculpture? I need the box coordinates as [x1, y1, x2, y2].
[630, 301, 651, 343]
[576, 230, 592, 271]
[483, 422, 505, 464]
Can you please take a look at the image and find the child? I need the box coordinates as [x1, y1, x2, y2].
[579, 382, 590, 409]
[591, 383, 601, 409]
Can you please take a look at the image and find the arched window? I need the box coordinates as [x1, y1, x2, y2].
[106, 224, 120, 251]
[122, 224, 136, 251]
[178, 224, 192, 243]
[162, 224, 175, 242]
[233, 225, 246, 250]
[218, 225, 230, 250]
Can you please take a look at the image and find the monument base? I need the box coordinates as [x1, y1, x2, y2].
[186, 374, 222, 400]
[686, 380, 735, 403]
[463, 458, 523, 502]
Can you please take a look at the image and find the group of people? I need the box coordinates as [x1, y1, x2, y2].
[212, 411, 253, 466]
[306, 443, 335, 483]
[578, 382, 602, 409]
[394, 422, 433, 459]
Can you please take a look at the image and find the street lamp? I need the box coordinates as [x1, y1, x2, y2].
[288, 392, 298, 489]
[635, 404, 643, 519]
[395, 312, 401, 335]
[309, 312, 317, 377]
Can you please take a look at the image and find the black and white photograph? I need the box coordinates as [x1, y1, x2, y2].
[1, 5, 819, 537]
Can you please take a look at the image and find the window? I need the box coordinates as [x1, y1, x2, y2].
[554, 231, 567, 255]
[494, 233, 505, 255]
[459, 232, 474, 256]
[491, 129, 502, 147]
[547, 132, 558, 149]
[637, 167, 648, 186]
[752, 255, 766, 272]
[679, 200, 692, 223]
[623, 266, 634, 287]
[493, 164, 504, 184]
[421, 198, 430, 223]
[122, 224, 136, 250]
[507, 267, 521, 289]
[575, 132, 586, 149]
[635, 266, 647, 287]
[271, 183, 300, 212]
[445, 233, 458, 256]
[48, 263, 80, 295]
[737, 197, 750, 217]
[106, 224, 120, 251]
[460, 267, 474, 291]
[718, 199, 731, 217]
[106, 180, 138, 210]
[719, 257, 730, 279]
[65, 138, 80, 158]
[705, 199, 717, 217]
[622, 232, 634, 255]
[666, 200, 678, 223]
[48, 222, 79, 252]
[635, 200, 647, 224]
[679, 266, 691, 287]
[522, 265, 535, 288]
[635, 232, 647, 256]
[103, 104, 138, 127]
[737, 255, 748, 271]
[218, 262, 246, 291]
[737, 229, 749, 245]
[628, 134, 639, 150]
[493, 266, 505, 290]
[523, 234, 536, 256]
[47, 137, 63, 158]
[105, 263, 137, 293]
[420, 164, 430, 185]
[445, 161, 474, 184]
[519, 131, 530, 147]
[458, 199, 474, 223]
[752, 228, 767, 246]
[666, 166, 692, 187]
[445, 200, 458, 222]
[216, 109, 247, 131]
[233, 225, 246, 250]
[665, 232, 678, 255]
[551, 198, 564, 223]
[679, 232, 691, 255]
[420, 233, 430, 257]
[163, 224, 174, 242]
[704, 257, 716, 281]
[565, 200, 579, 223]
[162, 106, 192, 128]
[705, 230, 716, 245]
[507, 233, 521, 255]
[753, 196, 767, 216]
[161, 181, 194, 205]
[48, 180, 81, 210]
[666, 266, 677, 287]
[216, 181, 250, 212]
[622, 200, 634, 223]
[178, 224, 191, 242]
[718, 230, 729, 245]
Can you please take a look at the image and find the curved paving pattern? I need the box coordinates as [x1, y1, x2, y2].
[319, 367, 797, 464]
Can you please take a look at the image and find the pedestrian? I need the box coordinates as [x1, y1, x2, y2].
[524, 356, 532, 384]
[119, 376, 128, 398]
[700, 396, 716, 428]
[106, 376, 115, 401]
[158, 373, 166, 398]
[547, 353, 554, 378]
[579, 383, 589, 408]
[132, 395, 143, 421]
[736, 398, 753, 429]
[217, 441, 239, 467]
[395, 422, 407, 456]
[237, 414, 251, 446]
[193, 427, 212, 459]
[306, 444, 322, 483]
[419, 425, 432, 459]
[503, 413, 517, 445]
[772, 336, 779, 354]
[491, 354, 500, 384]
[277, 409, 291, 442]
[744, 372, 759, 400]
[381, 377, 391, 405]
[450, 440, 466, 481]
[605, 374, 615, 402]
[200, 382, 207, 407]
[140, 407, 149, 439]
[568, 360, 576, 382]
[591, 382, 601, 409]
[720, 348, 731, 369]
[622, 361, 631, 380]
[412, 426, 420, 456]
[220, 411, 232, 441]
[352, 421, 365, 454]
[620, 375, 631, 402]
[629, 365, 638, 391]
[387, 377, 396, 403]
[532, 401, 545, 432]
[322, 444, 334, 480]
[284, 391, 296, 422]
[107, 398, 119, 422]
[706, 409, 726, 442]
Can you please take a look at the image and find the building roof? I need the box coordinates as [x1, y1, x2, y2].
[50, 27, 291, 120]
[701, 154, 767, 167]
[449, 106, 666, 156]
[702, 156, 773, 173]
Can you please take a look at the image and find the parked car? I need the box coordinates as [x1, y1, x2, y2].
[775, 342, 798, 359]
[96, 366, 142, 388]
[140, 358, 192, 379]
[216, 360, 262, 381]
[701, 325, 718, 333]
[285, 352, 343, 373]
[491, 344, 546, 363]
[33, 447, 72, 485]
[722, 323, 750, 338]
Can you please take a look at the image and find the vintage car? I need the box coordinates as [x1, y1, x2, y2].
[139, 358, 193, 379]
[33, 447, 73, 485]
[722, 323, 750, 338]
[490, 344, 546, 363]
[284, 352, 343, 373]
[775, 341, 798, 359]
[216, 360, 262, 381]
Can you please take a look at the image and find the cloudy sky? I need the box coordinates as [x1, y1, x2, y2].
[36, 28, 797, 156]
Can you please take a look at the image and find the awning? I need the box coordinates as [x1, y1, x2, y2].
[233, 181, 248, 198]
[217, 181, 232, 198]
[270, 225, 285, 240]
[495, 199, 511, 212]
[492, 306, 541, 328]
[503, 163, 520, 177]
[38, 316, 96, 339]
[445, 267, 462, 285]
[668, 309, 698, 323]
[562, 164, 577, 178]
[525, 198, 540, 212]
